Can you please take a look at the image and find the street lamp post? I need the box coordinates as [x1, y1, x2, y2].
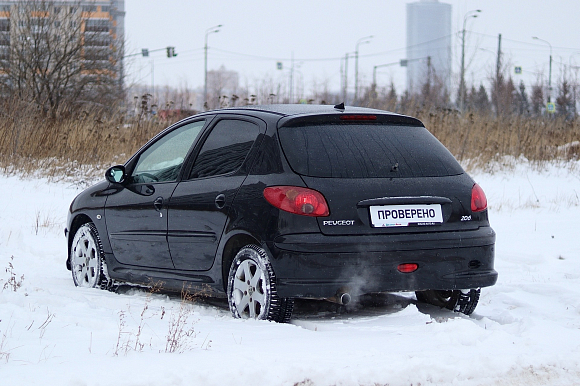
[373, 62, 399, 88]
[343, 52, 355, 104]
[533, 36, 553, 103]
[204, 24, 222, 110]
[354, 35, 373, 105]
[290, 57, 303, 103]
[343, 53, 349, 104]
[459, 10, 481, 112]
[371, 61, 400, 107]
[569, 52, 580, 116]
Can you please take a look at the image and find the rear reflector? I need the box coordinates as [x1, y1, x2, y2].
[339, 114, 377, 121]
[264, 186, 330, 217]
[397, 263, 418, 273]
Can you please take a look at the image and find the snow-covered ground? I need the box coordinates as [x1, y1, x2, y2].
[1, 161, 580, 386]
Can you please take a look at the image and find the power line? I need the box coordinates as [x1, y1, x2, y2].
[128, 31, 459, 69]
[203, 33, 455, 64]
[469, 31, 580, 52]
[212, 47, 344, 62]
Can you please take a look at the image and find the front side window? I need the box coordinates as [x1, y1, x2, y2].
[130, 120, 205, 183]
[189, 119, 259, 179]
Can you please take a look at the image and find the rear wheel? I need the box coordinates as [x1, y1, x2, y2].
[227, 245, 294, 322]
[415, 288, 480, 315]
[70, 223, 111, 289]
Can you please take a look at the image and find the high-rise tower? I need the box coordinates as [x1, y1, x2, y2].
[406, 0, 451, 94]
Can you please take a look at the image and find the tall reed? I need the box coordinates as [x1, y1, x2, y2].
[0, 98, 578, 179]
[0, 98, 172, 179]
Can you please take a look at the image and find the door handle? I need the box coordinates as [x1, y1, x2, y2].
[153, 196, 163, 211]
[215, 194, 226, 209]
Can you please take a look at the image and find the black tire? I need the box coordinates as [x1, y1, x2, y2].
[276, 297, 295, 324]
[415, 288, 480, 316]
[70, 223, 112, 290]
[227, 244, 294, 322]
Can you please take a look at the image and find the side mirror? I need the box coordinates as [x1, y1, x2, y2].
[105, 165, 126, 184]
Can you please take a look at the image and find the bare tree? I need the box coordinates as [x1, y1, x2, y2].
[385, 82, 398, 111]
[556, 79, 574, 120]
[465, 85, 477, 112]
[490, 73, 519, 117]
[472, 84, 491, 114]
[531, 82, 544, 116]
[310, 77, 338, 105]
[418, 72, 448, 110]
[0, 0, 124, 117]
[513, 81, 530, 116]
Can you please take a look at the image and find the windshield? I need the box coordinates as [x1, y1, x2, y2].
[278, 123, 463, 178]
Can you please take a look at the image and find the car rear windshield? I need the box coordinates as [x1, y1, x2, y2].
[278, 123, 463, 178]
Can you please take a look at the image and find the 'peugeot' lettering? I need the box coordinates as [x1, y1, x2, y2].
[323, 220, 355, 226]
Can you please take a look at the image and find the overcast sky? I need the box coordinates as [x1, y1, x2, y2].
[124, 0, 580, 97]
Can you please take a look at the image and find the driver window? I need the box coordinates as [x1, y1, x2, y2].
[129, 120, 205, 183]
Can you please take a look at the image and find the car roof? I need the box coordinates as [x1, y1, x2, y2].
[216, 104, 393, 116]
[207, 104, 424, 127]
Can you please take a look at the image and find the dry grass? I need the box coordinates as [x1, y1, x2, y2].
[113, 284, 200, 356]
[164, 286, 199, 354]
[0, 97, 176, 180]
[0, 97, 579, 177]
[413, 109, 580, 170]
[3, 256, 24, 292]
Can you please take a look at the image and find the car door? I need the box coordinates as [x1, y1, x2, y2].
[104, 119, 206, 269]
[167, 117, 264, 271]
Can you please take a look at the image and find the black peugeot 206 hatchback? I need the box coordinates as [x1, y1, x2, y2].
[65, 104, 497, 322]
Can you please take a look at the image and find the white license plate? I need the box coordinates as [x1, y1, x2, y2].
[369, 204, 443, 227]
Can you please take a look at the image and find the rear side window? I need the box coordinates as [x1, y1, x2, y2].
[189, 119, 260, 179]
[278, 123, 463, 178]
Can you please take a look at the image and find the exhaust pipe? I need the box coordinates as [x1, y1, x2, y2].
[326, 292, 352, 305]
[339, 292, 351, 305]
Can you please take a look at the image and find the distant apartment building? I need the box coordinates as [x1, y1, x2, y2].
[406, 0, 451, 94]
[0, 0, 125, 83]
[206, 65, 239, 109]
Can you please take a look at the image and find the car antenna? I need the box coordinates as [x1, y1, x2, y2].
[334, 102, 345, 111]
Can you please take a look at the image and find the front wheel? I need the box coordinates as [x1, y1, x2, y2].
[415, 288, 480, 316]
[227, 245, 293, 322]
[70, 223, 110, 289]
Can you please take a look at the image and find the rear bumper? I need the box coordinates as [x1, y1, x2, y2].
[268, 227, 497, 298]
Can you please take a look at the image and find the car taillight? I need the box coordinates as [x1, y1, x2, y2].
[263, 186, 330, 217]
[339, 114, 377, 121]
[397, 263, 418, 273]
[471, 183, 488, 212]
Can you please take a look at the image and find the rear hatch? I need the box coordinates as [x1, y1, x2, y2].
[278, 115, 480, 236]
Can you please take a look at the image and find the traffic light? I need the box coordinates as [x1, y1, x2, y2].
[166, 46, 177, 58]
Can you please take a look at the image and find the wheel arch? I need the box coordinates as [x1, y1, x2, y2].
[66, 214, 93, 270]
[220, 232, 261, 292]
